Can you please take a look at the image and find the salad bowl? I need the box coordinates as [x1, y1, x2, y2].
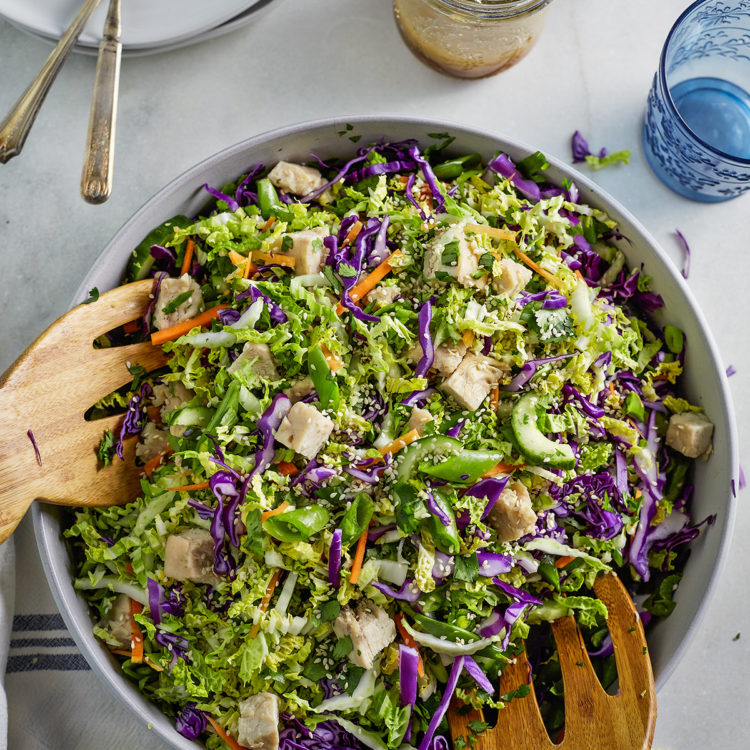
[32, 116, 738, 749]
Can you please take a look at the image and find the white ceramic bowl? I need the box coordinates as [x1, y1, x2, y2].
[33, 116, 739, 749]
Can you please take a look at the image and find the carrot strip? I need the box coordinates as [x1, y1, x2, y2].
[277, 462, 299, 476]
[481, 461, 519, 478]
[511, 246, 564, 290]
[123, 320, 141, 334]
[261, 500, 291, 522]
[320, 344, 343, 372]
[462, 330, 475, 348]
[261, 216, 276, 232]
[143, 449, 173, 478]
[629, 418, 646, 440]
[129, 599, 144, 664]
[554, 555, 577, 569]
[171, 481, 210, 492]
[343, 220, 363, 246]
[252, 250, 296, 268]
[110, 649, 165, 672]
[395, 614, 424, 677]
[206, 716, 246, 750]
[150, 305, 228, 346]
[464, 223, 518, 242]
[378, 428, 420, 457]
[250, 569, 282, 638]
[335, 250, 402, 315]
[180, 239, 195, 276]
[349, 522, 370, 585]
[574, 269, 585, 283]
[489, 385, 499, 412]
[228, 250, 246, 266]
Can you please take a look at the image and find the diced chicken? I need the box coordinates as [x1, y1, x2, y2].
[423, 225, 487, 290]
[135, 422, 170, 463]
[164, 529, 220, 585]
[275, 402, 334, 459]
[364, 284, 401, 308]
[272, 227, 328, 274]
[407, 407, 433, 436]
[151, 274, 203, 332]
[407, 340, 467, 377]
[666, 411, 714, 459]
[228, 342, 279, 380]
[100, 594, 132, 649]
[284, 376, 315, 403]
[493, 258, 532, 298]
[152, 381, 194, 437]
[440, 352, 508, 411]
[487, 480, 537, 542]
[237, 692, 280, 750]
[333, 600, 396, 670]
[268, 160, 327, 197]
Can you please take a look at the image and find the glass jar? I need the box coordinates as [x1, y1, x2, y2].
[393, 0, 553, 79]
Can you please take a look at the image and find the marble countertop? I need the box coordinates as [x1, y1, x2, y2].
[1, 0, 748, 748]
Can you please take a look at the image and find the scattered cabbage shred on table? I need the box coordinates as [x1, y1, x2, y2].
[67, 136, 715, 750]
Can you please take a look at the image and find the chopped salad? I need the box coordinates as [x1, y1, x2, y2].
[67, 136, 715, 750]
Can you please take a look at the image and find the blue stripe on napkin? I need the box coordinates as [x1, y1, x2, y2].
[11, 613, 66, 632]
[10, 637, 77, 649]
[6, 653, 90, 673]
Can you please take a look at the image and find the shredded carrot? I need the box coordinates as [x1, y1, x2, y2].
[171, 481, 210, 492]
[574, 269, 585, 283]
[150, 305, 228, 346]
[349, 522, 370, 585]
[123, 320, 141, 334]
[461, 329, 475, 348]
[250, 569, 282, 638]
[206, 716, 246, 750]
[511, 246, 564, 290]
[555, 555, 577, 569]
[629, 418, 646, 440]
[464, 222, 518, 242]
[108, 648, 163, 671]
[261, 216, 276, 232]
[378, 428, 420, 457]
[129, 599, 144, 664]
[608, 382, 616, 397]
[489, 385, 499, 412]
[143, 449, 173, 477]
[320, 344, 343, 372]
[343, 220, 363, 246]
[634, 489, 643, 500]
[180, 239, 195, 276]
[227, 250, 258, 278]
[261, 500, 291, 522]
[124, 562, 134, 574]
[277, 461, 299, 476]
[395, 614, 425, 677]
[252, 250, 296, 268]
[481, 460, 519, 478]
[335, 250, 402, 315]
[228, 250, 246, 266]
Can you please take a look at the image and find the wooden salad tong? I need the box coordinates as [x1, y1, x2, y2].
[0, 280, 166, 543]
[448, 572, 656, 750]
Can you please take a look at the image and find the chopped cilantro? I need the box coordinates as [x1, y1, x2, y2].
[332, 636, 353, 661]
[453, 554, 479, 583]
[127, 362, 146, 391]
[161, 290, 193, 315]
[320, 600, 341, 623]
[83, 287, 100, 304]
[97, 430, 116, 466]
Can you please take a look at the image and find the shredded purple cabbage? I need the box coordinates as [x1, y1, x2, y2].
[250, 394, 292, 479]
[175, 702, 207, 740]
[415, 300, 434, 377]
[149, 244, 177, 276]
[372, 578, 421, 602]
[463, 655, 494, 695]
[236, 285, 288, 324]
[675, 228, 691, 279]
[147, 577, 163, 626]
[464, 476, 510, 520]
[203, 183, 239, 211]
[476, 550, 513, 577]
[329, 528, 342, 588]
[418, 656, 464, 750]
[488, 153, 541, 203]
[115, 383, 153, 459]
[26, 429, 42, 466]
[399, 644, 420, 708]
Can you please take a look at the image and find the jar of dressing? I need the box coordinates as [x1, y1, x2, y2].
[393, 0, 553, 79]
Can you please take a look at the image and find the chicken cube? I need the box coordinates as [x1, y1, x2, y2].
[275, 227, 328, 274]
[440, 352, 507, 411]
[666, 411, 714, 458]
[135, 422, 170, 463]
[487, 480, 537, 542]
[493, 258, 532, 298]
[275, 402, 334, 459]
[364, 284, 401, 308]
[333, 600, 396, 670]
[237, 692, 279, 750]
[423, 225, 487, 290]
[268, 161, 327, 197]
[100, 594, 132, 649]
[284, 376, 315, 403]
[407, 340, 467, 378]
[151, 274, 203, 332]
[164, 529, 220, 585]
[228, 342, 279, 380]
[407, 407, 433, 436]
[152, 381, 194, 437]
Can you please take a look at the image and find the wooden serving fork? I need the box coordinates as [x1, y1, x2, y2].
[0, 280, 166, 543]
[449, 573, 656, 750]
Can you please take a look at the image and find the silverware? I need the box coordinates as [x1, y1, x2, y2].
[0, 0, 104, 164]
[81, 0, 122, 204]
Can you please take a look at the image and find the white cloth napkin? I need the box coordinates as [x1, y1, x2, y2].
[2, 517, 166, 750]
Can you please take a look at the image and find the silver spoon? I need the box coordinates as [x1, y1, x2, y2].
[81, 0, 122, 204]
[0, 0, 104, 164]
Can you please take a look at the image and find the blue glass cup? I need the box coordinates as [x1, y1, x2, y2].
[642, 0, 750, 202]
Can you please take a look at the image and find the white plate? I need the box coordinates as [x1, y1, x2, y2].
[0, 0, 260, 49]
[7, 0, 279, 57]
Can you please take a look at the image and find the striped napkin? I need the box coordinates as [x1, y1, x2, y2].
[2, 517, 165, 750]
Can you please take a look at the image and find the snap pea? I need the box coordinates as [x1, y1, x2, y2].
[125, 214, 191, 281]
[623, 392, 645, 422]
[205, 381, 240, 432]
[538, 560, 561, 591]
[341, 492, 374, 547]
[432, 153, 482, 181]
[262, 506, 330, 542]
[257, 178, 283, 219]
[167, 406, 214, 428]
[423, 488, 460, 555]
[664, 324, 684, 354]
[308, 345, 340, 411]
[395, 435, 462, 482]
[419, 449, 503, 483]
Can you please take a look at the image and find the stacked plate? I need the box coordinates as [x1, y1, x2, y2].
[0, 0, 280, 56]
